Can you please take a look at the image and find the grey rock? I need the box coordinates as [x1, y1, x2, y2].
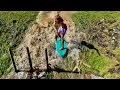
[91, 74, 104, 79]
[38, 72, 46, 78]
[17, 72, 25, 79]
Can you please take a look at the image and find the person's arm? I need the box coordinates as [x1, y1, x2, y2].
[64, 20, 70, 31]
[53, 18, 59, 36]
[53, 20, 57, 32]
[53, 12, 60, 34]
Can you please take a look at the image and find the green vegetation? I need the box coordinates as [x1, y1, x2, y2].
[72, 11, 120, 27]
[72, 11, 120, 33]
[79, 48, 117, 76]
[0, 54, 11, 77]
[0, 11, 39, 77]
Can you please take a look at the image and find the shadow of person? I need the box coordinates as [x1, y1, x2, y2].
[81, 41, 100, 56]
[71, 40, 100, 56]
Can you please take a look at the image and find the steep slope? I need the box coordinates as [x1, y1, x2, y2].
[2, 11, 80, 79]
[2, 11, 119, 79]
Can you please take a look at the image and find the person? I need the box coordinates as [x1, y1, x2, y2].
[53, 12, 68, 50]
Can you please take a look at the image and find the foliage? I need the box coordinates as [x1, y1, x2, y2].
[0, 11, 39, 77]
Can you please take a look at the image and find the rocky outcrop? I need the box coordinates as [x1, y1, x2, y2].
[3, 11, 84, 79]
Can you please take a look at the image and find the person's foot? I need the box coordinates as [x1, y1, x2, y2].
[60, 47, 64, 50]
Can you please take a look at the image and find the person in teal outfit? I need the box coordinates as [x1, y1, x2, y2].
[53, 12, 68, 50]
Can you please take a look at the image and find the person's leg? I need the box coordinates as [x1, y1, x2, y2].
[55, 32, 61, 40]
[55, 34, 58, 40]
[60, 33, 64, 50]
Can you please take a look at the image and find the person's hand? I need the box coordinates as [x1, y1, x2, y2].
[56, 32, 59, 36]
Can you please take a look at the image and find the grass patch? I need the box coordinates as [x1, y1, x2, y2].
[0, 11, 39, 78]
[104, 73, 120, 79]
[72, 11, 120, 33]
[0, 54, 11, 77]
[72, 11, 120, 26]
